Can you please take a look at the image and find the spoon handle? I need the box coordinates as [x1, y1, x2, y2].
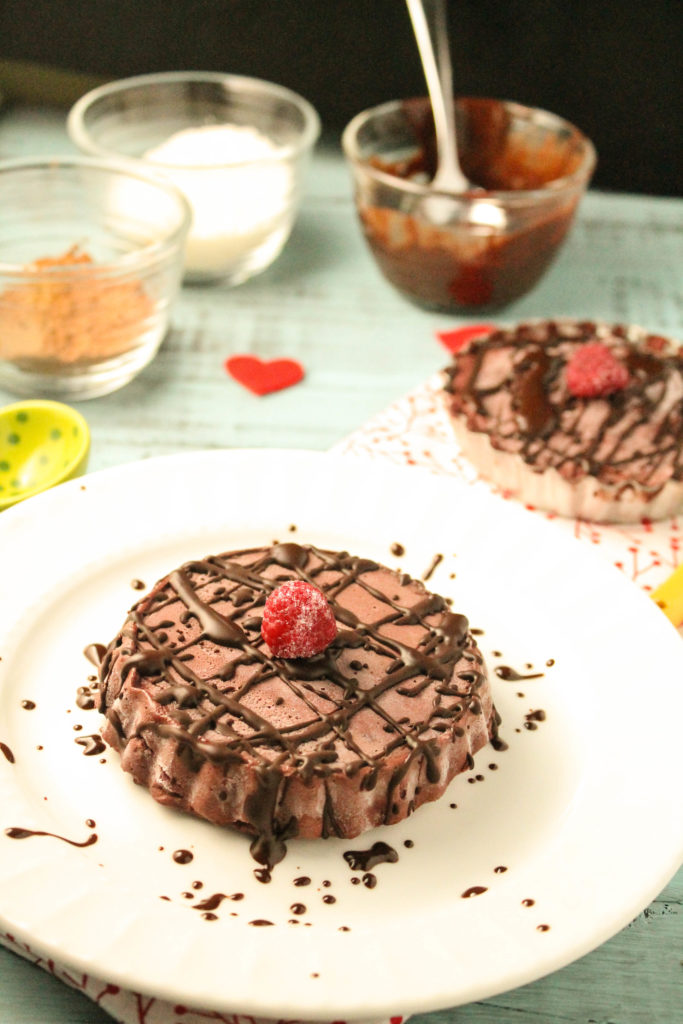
[406, 0, 469, 191]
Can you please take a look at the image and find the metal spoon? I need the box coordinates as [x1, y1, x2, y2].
[406, 0, 470, 194]
[406, 0, 506, 227]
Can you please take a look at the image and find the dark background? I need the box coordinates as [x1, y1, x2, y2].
[1, 0, 680, 195]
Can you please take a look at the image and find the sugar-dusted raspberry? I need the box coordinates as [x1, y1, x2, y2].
[565, 342, 630, 398]
[261, 580, 337, 658]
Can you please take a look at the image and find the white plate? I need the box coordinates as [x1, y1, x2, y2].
[0, 449, 681, 1020]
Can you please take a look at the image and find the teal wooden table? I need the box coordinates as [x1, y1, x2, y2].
[0, 106, 681, 1024]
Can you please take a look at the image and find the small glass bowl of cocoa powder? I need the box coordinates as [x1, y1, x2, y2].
[0, 157, 191, 400]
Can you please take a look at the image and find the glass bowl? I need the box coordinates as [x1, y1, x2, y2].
[0, 157, 190, 401]
[342, 97, 596, 313]
[67, 71, 321, 285]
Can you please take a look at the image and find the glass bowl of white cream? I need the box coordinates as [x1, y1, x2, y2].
[68, 71, 321, 285]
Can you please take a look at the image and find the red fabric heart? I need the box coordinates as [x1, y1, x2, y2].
[436, 323, 497, 353]
[224, 355, 305, 396]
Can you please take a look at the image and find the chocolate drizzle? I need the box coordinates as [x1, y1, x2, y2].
[98, 543, 497, 872]
[495, 665, 544, 682]
[4, 827, 97, 847]
[444, 320, 683, 496]
[192, 892, 243, 912]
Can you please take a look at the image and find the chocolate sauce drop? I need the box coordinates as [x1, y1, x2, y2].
[290, 903, 307, 915]
[75, 685, 98, 711]
[523, 708, 547, 730]
[362, 873, 377, 889]
[522, 898, 535, 907]
[293, 876, 311, 887]
[249, 919, 274, 927]
[20, 700, 35, 710]
[75, 734, 106, 757]
[390, 542, 405, 557]
[495, 665, 544, 681]
[4, 827, 97, 848]
[131, 579, 146, 591]
[461, 886, 488, 898]
[83, 643, 106, 668]
[537, 924, 551, 932]
[322, 894, 336, 904]
[343, 841, 399, 872]
[0, 742, 15, 764]
[493, 865, 508, 874]
[172, 849, 194, 864]
[254, 867, 272, 884]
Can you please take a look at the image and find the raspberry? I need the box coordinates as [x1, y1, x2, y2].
[261, 580, 337, 659]
[565, 342, 630, 398]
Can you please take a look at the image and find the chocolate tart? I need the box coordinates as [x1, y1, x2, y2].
[98, 542, 499, 868]
[442, 319, 683, 522]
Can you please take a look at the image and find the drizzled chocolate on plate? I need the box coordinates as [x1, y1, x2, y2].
[98, 543, 499, 870]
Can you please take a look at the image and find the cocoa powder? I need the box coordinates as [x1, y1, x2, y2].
[0, 245, 154, 368]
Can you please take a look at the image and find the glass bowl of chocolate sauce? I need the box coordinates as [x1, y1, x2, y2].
[342, 97, 596, 313]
